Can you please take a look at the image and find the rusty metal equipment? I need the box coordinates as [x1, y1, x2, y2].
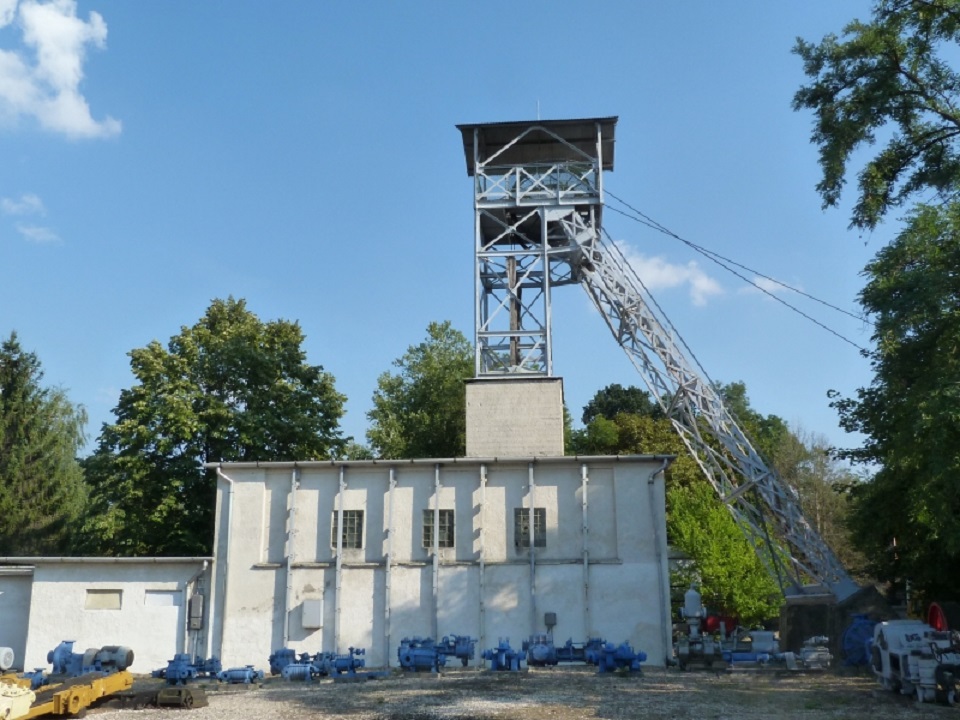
[481, 639, 524, 672]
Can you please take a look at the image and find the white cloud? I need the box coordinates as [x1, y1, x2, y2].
[16, 222, 59, 243]
[0, 0, 16, 28]
[1, 192, 44, 214]
[616, 241, 723, 306]
[0, 0, 120, 138]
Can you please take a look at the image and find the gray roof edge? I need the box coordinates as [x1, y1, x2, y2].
[206, 455, 674, 470]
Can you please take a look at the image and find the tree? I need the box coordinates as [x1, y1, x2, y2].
[718, 381, 791, 463]
[794, 0, 960, 230]
[0, 332, 88, 554]
[367, 321, 472, 459]
[580, 383, 661, 425]
[569, 401, 782, 623]
[669, 482, 783, 625]
[79, 298, 346, 556]
[831, 203, 960, 603]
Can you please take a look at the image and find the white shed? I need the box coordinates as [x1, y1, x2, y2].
[0, 557, 210, 674]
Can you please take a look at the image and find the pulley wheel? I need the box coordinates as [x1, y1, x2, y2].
[928, 601, 960, 632]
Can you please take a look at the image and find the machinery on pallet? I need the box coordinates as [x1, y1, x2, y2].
[5, 641, 134, 691]
[867, 619, 960, 705]
[397, 636, 476, 672]
[0, 641, 137, 719]
[0, 671, 134, 720]
[152, 654, 222, 685]
[46, 641, 133, 679]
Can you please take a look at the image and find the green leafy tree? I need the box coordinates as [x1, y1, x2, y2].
[367, 321, 472, 459]
[669, 482, 782, 625]
[79, 298, 346, 555]
[580, 383, 661, 425]
[832, 203, 960, 603]
[0, 332, 88, 554]
[570, 402, 781, 623]
[794, 0, 960, 230]
[719, 381, 791, 464]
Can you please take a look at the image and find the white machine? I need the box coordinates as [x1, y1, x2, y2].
[870, 619, 960, 704]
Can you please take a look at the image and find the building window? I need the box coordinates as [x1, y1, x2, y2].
[423, 509, 455, 548]
[144, 590, 181, 607]
[331, 510, 364, 549]
[85, 589, 122, 610]
[514, 507, 546, 548]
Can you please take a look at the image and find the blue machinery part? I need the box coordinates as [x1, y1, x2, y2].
[524, 635, 604, 667]
[397, 636, 476, 672]
[152, 654, 222, 685]
[21, 640, 135, 690]
[315, 648, 366, 676]
[481, 639, 524, 672]
[585, 641, 646, 674]
[217, 666, 264, 684]
[19, 669, 46, 691]
[269, 647, 366, 680]
[281, 663, 316, 682]
[268, 648, 310, 676]
[47, 641, 134, 677]
[841, 615, 877, 667]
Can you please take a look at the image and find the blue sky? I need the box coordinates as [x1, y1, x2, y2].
[0, 0, 885, 454]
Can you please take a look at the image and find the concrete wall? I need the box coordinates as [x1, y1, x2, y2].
[465, 378, 565, 457]
[21, 560, 210, 674]
[212, 456, 672, 669]
[0, 568, 34, 669]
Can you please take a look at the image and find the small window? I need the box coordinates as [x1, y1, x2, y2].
[144, 590, 181, 607]
[85, 589, 122, 610]
[423, 509, 455, 548]
[331, 510, 364, 549]
[514, 507, 546, 548]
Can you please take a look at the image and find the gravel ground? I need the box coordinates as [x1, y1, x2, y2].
[95, 666, 959, 720]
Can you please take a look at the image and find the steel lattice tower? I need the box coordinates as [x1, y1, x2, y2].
[457, 118, 618, 378]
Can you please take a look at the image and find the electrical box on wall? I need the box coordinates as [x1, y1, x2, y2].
[302, 598, 323, 629]
[188, 594, 204, 630]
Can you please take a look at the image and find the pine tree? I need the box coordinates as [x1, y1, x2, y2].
[0, 332, 88, 554]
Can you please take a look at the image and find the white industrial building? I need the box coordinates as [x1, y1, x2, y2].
[208, 452, 673, 668]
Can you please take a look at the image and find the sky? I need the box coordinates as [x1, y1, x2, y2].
[0, 0, 888, 456]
